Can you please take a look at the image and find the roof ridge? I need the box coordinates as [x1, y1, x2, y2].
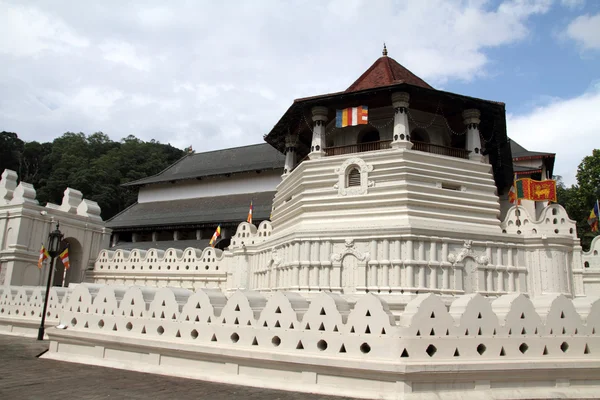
[346, 57, 385, 92]
[189, 142, 272, 156]
[383, 56, 395, 82]
[346, 55, 433, 92]
[123, 152, 191, 186]
[106, 201, 139, 223]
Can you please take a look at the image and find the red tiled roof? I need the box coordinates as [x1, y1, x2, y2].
[346, 55, 433, 92]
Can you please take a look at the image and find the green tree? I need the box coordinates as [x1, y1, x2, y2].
[0, 131, 24, 173]
[4, 131, 184, 220]
[557, 149, 600, 251]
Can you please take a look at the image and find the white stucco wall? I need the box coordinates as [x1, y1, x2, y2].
[138, 170, 282, 203]
[0, 169, 110, 286]
[514, 159, 543, 169]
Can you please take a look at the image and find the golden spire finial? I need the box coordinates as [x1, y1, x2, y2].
[382, 43, 388, 56]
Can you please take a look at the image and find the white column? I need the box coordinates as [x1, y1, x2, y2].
[442, 242, 449, 289]
[369, 240, 377, 287]
[111, 233, 119, 247]
[311, 241, 321, 288]
[406, 240, 414, 288]
[382, 239, 390, 288]
[391, 92, 412, 149]
[418, 242, 426, 288]
[462, 109, 483, 162]
[429, 241, 437, 289]
[309, 106, 328, 159]
[152, 231, 158, 242]
[507, 247, 515, 292]
[283, 134, 297, 177]
[292, 242, 300, 288]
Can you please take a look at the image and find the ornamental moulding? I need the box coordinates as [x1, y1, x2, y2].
[447, 240, 490, 266]
[334, 157, 374, 196]
[330, 239, 370, 263]
[271, 248, 283, 267]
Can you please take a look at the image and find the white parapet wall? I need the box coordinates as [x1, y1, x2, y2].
[87, 247, 227, 289]
[1, 283, 599, 399]
[0, 285, 69, 337]
[581, 236, 600, 294]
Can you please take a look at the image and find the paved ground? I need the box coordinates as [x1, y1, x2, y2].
[0, 335, 355, 400]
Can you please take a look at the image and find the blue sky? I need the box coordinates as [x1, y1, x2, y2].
[449, 0, 599, 110]
[1, 0, 599, 186]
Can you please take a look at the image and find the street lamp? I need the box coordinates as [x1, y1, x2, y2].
[37, 222, 64, 340]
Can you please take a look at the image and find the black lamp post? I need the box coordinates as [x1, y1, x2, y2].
[37, 222, 63, 341]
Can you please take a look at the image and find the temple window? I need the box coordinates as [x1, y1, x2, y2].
[358, 128, 380, 144]
[347, 167, 361, 187]
[411, 128, 430, 143]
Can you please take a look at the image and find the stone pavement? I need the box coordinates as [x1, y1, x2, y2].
[0, 335, 355, 400]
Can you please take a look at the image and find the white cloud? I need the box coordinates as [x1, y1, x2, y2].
[0, 0, 560, 154]
[560, 0, 585, 9]
[507, 85, 600, 186]
[564, 13, 600, 50]
[0, 2, 88, 57]
[100, 40, 152, 71]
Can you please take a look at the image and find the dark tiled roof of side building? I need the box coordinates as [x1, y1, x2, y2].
[107, 191, 276, 229]
[123, 143, 285, 187]
[510, 139, 555, 160]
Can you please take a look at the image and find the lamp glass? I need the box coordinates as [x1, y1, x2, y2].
[48, 229, 63, 254]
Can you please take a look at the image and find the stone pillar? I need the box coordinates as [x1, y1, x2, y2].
[152, 231, 158, 242]
[309, 106, 328, 159]
[391, 92, 412, 150]
[173, 230, 180, 241]
[462, 109, 483, 162]
[283, 134, 297, 177]
[132, 233, 139, 243]
[111, 233, 119, 247]
[196, 229, 201, 240]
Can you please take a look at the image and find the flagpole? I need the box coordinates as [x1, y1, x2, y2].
[62, 259, 67, 287]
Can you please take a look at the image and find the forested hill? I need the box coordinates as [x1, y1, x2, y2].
[1, 131, 185, 220]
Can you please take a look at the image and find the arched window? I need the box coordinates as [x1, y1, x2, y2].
[411, 128, 430, 143]
[358, 128, 380, 144]
[337, 157, 372, 196]
[347, 167, 361, 187]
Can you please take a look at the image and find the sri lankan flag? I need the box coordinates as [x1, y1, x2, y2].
[336, 106, 368, 128]
[515, 178, 557, 202]
[209, 225, 221, 247]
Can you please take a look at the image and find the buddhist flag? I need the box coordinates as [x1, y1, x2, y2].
[59, 247, 70, 270]
[209, 225, 221, 247]
[515, 178, 557, 202]
[247, 200, 253, 224]
[37, 245, 49, 269]
[336, 106, 368, 128]
[588, 200, 599, 232]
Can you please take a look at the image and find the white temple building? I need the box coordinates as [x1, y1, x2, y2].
[1, 49, 600, 400]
